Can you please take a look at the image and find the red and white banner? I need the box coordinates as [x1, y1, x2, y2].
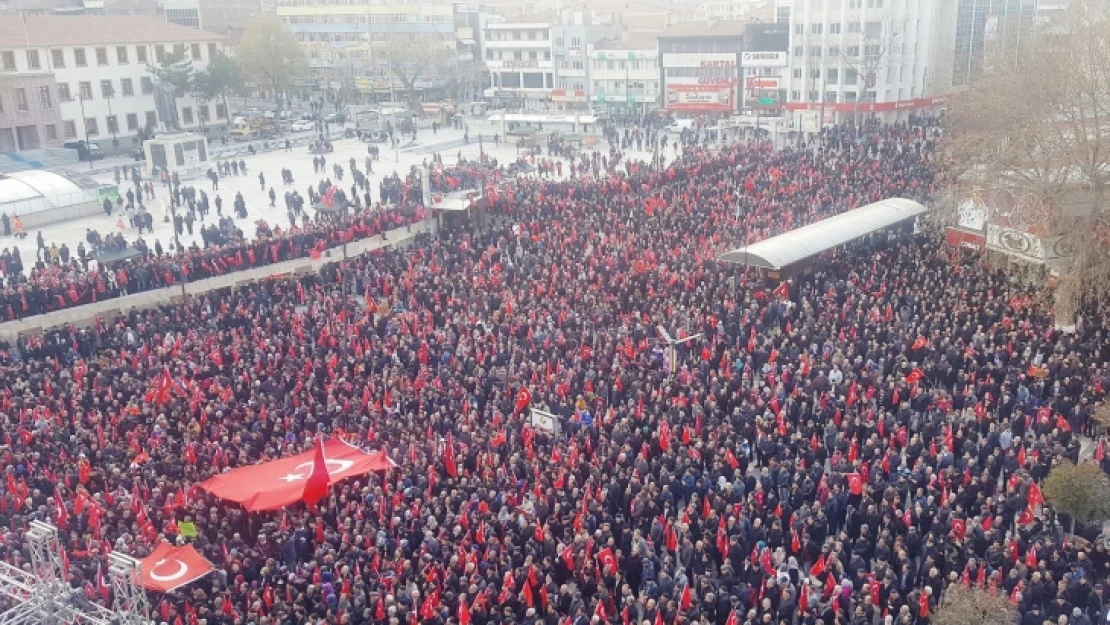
[140, 543, 214, 593]
[665, 84, 732, 112]
[785, 95, 949, 113]
[200, 438, 397, 512]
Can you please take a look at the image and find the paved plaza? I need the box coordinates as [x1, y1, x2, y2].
[1, 123, 665, 268]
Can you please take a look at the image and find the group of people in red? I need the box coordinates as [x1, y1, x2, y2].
[0, 118, 1107, 625]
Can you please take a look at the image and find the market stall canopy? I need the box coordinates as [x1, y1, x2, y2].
[200, 438, 396, 512]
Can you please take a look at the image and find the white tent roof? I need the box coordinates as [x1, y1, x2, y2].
[0, 170, 84, 205]
[717, 198, 927, 269]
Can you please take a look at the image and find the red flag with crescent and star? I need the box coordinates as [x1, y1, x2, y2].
[139, 542, 215, 593]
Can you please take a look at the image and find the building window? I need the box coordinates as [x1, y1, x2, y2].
[794, 23, 804, 34]
[117, 78, 132, 97]
[74, 48, 87, 66]
[127, 113, 139, 130]
[846, 45, 860, 57]
[26, 50, 40, 70]
[843, 91, 856, 102]
[571, 37, 580, 47]
[848, 22, 860, 34]
[811, 24, 823, 34]
[554, 37, 564, 47]
[145, 111, 157, 128]
[95, 47, 108, 65]
[810, 68, 821, 79]
[38, 86, 51, 109]
[51, 49, 65, 68]
[15, 88, 28, 111]
[824, 91, 838, 102]
[208, 43, 217, 58]
[792, 68, 802, 79]
[809, 46, 821, 57]
[59, 83, 71, 101]
[845, 68, 858, 84]
[829, 45, 840, 57]
[107, 115, 119, 133]
[45, 124, 57, 141]
[64, 120, 77, 138]
[199, 104, 209, 122]
[829, 23, 841, 34]
[776, 6, 790, 23]
[85, 117, 98, 136]
[101, 79, 114, 98]
[827, 68, 839, 84]
[141, 77, 154, 95]
[155, 45, 165, 62]
[216, 103, 227, 119]
[191, 43, 201, 59]
[182, 107, 193, 124]
[2, 51, 15, 71]
[791, 90, 800, 101]
[117, 46, 129, 64]
[79, 81, 93, 100]
[136, 46, 147, 63]
[794, 46, 803, 57]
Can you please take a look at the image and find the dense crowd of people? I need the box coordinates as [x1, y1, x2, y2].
[0, 119, 1107, 625]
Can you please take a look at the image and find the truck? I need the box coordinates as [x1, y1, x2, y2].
[229, 116, 278, 141]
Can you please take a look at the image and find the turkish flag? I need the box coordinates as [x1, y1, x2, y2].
[199, 438, 396, 512]
[596, 547, 617, 574]
[515, 387, 533, 413]
[1027, 482, 1044, 508]
[139, 542, 214, 593]
[846, 472, 863, 495]
[772, 281, 789, 299]
[905, 368, 925, 384]
[301, 437, 330, 510]
[444, 433, 458, 478]
[680, 583, 692, 610]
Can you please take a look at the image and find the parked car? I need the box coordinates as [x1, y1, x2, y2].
[291, 120, 315, 132]
[324, 112, 347, 124]
[63, 140, 104, 161]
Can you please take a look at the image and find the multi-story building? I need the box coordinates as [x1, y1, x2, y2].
[782, 0, 954, 124]
[699, 0, 773, 21]
[277, 0, 459, 98]
[196, 0, 271, 36]
[951, 0, 1037, 87]
[484, 13, 555, 109]
[162, 0, 201, 29]
[658, 14, 786, 117]
[588, 40, 659, 114]
[0, 15, 225, 152]
[0, 73, 64, 150]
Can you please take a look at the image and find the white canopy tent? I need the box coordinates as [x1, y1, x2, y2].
[717, 198, 927, 270]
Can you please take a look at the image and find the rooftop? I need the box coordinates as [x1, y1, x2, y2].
[0, 15, 222, 48]
[660, 7, 774, 38]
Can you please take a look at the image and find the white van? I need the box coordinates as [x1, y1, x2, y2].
[665, 119, 696, 133]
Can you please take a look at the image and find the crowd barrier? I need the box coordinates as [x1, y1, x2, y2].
[0, 217, 437, 343]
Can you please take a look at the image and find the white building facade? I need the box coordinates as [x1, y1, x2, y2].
[0, 16, 225, 154]
[484, 17, 556, 110]
[782, 0, 955, 124]
[587, 43, 659, 114]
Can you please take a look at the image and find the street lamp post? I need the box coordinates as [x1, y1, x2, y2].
[78, 92, 92, 170]
[106, 86, 119, 157]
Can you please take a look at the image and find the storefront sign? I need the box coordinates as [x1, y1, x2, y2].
[665, 84, 732, 112]
[741, 51, 788, 67]
[745, 77, 780, 90]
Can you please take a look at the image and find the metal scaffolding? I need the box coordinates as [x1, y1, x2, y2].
[0, 521, 148, 625]
[108, 552, 149, 625]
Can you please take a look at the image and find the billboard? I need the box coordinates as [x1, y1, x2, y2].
[665, 84, 732, 112]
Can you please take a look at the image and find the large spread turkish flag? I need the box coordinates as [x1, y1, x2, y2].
[140, 542, 214, 593]
[200, 438, 396, 512]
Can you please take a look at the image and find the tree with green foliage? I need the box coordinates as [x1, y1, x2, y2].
[193, 52, 243, 130]
[237, 17, 306, 111]
[1043, 462, 1110, 532]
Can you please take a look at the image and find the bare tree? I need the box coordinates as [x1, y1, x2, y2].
[838, 15, 901, 122]
[933, 586, 1017, 625]
[944, 0, 1110, 325]
[376, 37, 455, 116]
